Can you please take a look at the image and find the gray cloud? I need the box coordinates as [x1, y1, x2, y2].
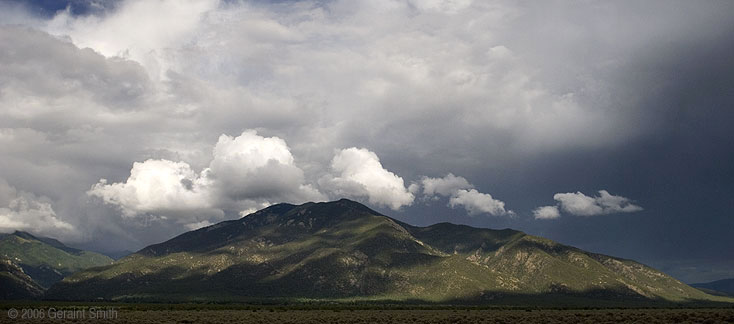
[0, 179, 76, 240]
[0, 26, 151, 111]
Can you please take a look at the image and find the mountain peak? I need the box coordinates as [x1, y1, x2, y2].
[308, 198, 384, 216]
[244, 199, 383, 224]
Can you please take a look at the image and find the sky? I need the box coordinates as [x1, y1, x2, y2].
[0, 0, 732, 283]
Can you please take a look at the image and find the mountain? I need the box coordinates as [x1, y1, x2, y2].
[692, 279, 734, 297]
[46, 199, 731, 305]
[0, 231, 114, 293]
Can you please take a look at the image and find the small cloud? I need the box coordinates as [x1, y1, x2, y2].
[417, 174, 512, 217]
[448, 189, 511, 216]
[553, 190, 643, 216]
[533, 205, 560, 219]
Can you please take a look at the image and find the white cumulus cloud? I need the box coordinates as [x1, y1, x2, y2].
[208, 130, 325, 207]
[88, 159, 217, 220]
[88, 130, 325, 224]
[320, 148, 414, 210]
[553, 190, 643, 216]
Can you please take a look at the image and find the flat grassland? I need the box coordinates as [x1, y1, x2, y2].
[1, 306, 733, 324]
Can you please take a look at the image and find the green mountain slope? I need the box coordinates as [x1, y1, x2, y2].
[46, 199, 732, 305]
[0, 231, 113, 289]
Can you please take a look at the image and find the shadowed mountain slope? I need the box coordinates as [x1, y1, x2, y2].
[46, 199, 731, 305]
[0, 257, 44, 300]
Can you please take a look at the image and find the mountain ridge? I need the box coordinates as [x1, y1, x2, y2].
[46, 199, 732, 305]
[692, 278, 734, 297]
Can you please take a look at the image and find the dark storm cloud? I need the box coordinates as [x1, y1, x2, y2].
[372, 0, 734, 282]
[552, 13, 734, 261]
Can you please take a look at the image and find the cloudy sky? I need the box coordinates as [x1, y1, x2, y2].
[0, 0, 732, 283]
